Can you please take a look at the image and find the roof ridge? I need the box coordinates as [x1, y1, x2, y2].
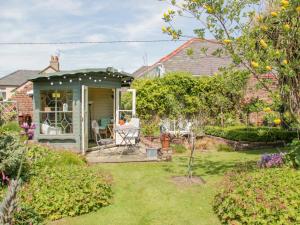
[0, 69, 40, 80]
[136, 38, 221, 78]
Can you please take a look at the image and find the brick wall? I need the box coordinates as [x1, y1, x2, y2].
[243, 74, 277, 125]
[11, 82, 34, 117]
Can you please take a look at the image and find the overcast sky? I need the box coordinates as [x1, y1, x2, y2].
[0, 0, 203, 76]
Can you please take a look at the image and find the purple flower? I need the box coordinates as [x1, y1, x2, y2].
[21, 123, 36, 140]
[258, 153, 285, 168]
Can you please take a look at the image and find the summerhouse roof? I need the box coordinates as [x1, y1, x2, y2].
[29, 67, 133, 83]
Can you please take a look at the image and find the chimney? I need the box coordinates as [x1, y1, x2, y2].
[50, 55, 60, 71]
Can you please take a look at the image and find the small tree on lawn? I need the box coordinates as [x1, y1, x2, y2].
[161, 0, 300, 124]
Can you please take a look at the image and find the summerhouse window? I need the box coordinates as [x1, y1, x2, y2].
[40, 90, 73, 135]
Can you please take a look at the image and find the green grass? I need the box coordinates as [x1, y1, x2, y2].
[51, 149, 278, 225]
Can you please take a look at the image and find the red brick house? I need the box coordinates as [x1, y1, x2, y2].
[0, 56, 60, 121]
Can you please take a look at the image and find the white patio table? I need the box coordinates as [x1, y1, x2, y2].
[114, 124, 140, 150]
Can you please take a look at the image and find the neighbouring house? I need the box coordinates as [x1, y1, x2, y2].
[0, 56, 60, 120]
[29, 68, 135, 153]
[133, 38, 232, 78]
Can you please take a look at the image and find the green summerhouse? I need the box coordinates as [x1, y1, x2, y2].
[30, 67, 136, 154]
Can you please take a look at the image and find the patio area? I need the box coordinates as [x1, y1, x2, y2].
[85, 142, 158, 163]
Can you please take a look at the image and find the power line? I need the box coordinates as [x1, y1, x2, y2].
[0, 39, 191, 45]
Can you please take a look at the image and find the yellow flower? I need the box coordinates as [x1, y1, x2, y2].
[275, 50, 281, 57]
[264, 107, 272, 113]
[223, 39, 232, 44]
[282, 59, 288, 65]
[297, 6, 300, 13]
[162, 26, 168, 33]
[251, 61, 259, 68]
[271, 12, 278, 17]
[261, 25, 268, 31]
[274, 118, 281, 125]
[265, 66, 272, 71]
[281, 0, 289, 7]
[283, 24, 290, 31]
[259, 39, 268, 48]
[204, 4, 214, 13]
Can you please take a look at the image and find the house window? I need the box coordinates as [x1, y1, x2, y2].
[40, 90, 73, 135]
[0, 89, 7, 100]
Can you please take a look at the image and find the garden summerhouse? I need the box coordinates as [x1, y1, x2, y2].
[30, 68, 136, 154]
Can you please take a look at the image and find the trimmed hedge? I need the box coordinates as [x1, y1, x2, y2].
[214, 168, 300, 224]
[204, 126, 298, 142]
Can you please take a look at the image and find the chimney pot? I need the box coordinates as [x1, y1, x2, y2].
[50, 55, 60, 71]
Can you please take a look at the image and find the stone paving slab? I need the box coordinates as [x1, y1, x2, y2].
[85, 143, 159, 163]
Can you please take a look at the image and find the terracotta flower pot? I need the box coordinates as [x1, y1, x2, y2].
[160, 133, 170, 150]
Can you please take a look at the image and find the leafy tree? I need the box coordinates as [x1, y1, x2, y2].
[161, 0, 300, 123]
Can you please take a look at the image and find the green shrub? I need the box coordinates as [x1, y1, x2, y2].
[204, 126, 298, 142]
[214, 168, 300, 224]
[13, 205, 44, 225]
[0, 131, 24, 181]
[216, 144, 234, 152]
[26, 145, 85, 172]
[20, 145, 112, 221]
[1, 121, 21, 133]
[171, 144, 188, 153]
[285, 140, 300, 169]
[141, 121, 159, 136]
[20, 166, 112, 220]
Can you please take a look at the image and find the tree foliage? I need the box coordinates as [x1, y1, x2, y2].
[132, 70, 249, 125]
[162, 0, 300, 122]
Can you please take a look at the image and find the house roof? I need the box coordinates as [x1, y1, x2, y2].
[132, 66, 150, 77]
[0, 70, 40, 86]
[29, 67, 133, 82]
[133, 38, 232, 78]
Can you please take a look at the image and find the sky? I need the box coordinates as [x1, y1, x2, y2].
[0, 0, 201, 77]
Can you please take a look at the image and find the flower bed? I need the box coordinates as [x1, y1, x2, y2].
[1, 143, 113, 223]
[214, 167, 300, 224]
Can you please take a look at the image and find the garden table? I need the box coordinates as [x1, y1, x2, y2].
[115, 125, 140, 151]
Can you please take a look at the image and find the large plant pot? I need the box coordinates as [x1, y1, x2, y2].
[160, 133, 170, 150]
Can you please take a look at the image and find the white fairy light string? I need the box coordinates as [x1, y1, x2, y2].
[47, 70, 132, 86]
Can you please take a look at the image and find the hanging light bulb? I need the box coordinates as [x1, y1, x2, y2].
[59, 81, 62, 85]
[63, 76, 66, 79]
[94, 80, 97, 82]
[104, 76, 107, 79]
[99, 79, 102, 82]
[84, 73, 87, 76]
[47, 77, 50, 80]
[79, 77, 82, 81]
[89, 77, 92, 80]
[50, 82, 54, 85]
[69, 79, 72, 83]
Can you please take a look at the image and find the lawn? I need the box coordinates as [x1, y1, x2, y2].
[52, 149, 277, 225]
